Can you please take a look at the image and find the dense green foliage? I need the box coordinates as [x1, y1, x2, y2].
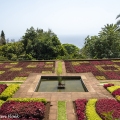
[0, 27, 84, 60]
[84, 24, 120, 58]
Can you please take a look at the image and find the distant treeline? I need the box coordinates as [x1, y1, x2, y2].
[1, 23, 120, 61]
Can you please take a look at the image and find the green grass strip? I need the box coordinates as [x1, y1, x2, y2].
[57, 101, 67, 120]
[57, 61, 62, 75]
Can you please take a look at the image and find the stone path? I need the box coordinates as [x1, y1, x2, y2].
[12, 61, 115, 120]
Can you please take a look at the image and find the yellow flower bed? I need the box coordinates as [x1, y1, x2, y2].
[44, 64, 53, 68]
[95, 76, 106, 80]
[112, 60, 120, 62]
[10, 62, 18, 64]
[13, 77, 27, 81]
[71, 62, 80, 65]
[95, 65, 105, 71]
[10, 68, 22, 71]
[27, 65, 36, 68]
[45, 62, 54, 64]
[5, 65, 13, 68]
[115, 95, 120, 101]
[0, 71, 5, 74]
[107, 86, 120, 93]
[42, 71, 52, 74]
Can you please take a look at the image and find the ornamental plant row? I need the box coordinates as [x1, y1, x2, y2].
[86, 99, 102, 120]
[74, 99, 87, 120]
[0, 61, 55, 81]
[65, 60, 120, 80]
[7, 98, 47, 104]
[103, 83, 120, 101]
[0, 101, 45, 119]
[75, 98, 120, 120]
[0, 84, 8, 94]
[0, 84, 19, 100]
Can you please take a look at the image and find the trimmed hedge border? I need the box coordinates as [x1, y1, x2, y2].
[7, 98, 47, 104]
[86, 99, 102, 120]
[0, 84, 19, 100]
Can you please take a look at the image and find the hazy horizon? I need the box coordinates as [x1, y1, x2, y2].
[1, 0, 120, 48]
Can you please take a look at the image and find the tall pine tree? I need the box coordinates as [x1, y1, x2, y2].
[0, 30, 6, 45]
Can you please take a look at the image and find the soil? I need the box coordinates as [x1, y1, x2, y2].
[43, 102, 51, 120]
[73, 101, 78, 120]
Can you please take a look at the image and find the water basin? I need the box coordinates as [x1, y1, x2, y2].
[35, 76, 88, 92]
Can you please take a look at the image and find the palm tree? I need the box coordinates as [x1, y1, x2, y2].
[116, 14, 120, 25]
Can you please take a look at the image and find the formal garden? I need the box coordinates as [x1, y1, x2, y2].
[0, 60, 120, 120]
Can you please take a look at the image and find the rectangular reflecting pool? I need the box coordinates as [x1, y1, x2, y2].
[35, 76, 88, 92]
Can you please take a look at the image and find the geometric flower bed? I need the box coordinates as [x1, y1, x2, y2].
[103, 83, 120, 102]
[0, 97, 50, 120]
[96, 99, 120, 120]
[0, 101, 46, 119]
[74, 98, 120, 120]
[65, 60, 120, 80]
[0, 61, 55, 81]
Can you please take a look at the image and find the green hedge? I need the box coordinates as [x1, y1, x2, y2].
[0, 84, 19, 100]
[86, 99, 102, 120]
[7, 98, 47, 104]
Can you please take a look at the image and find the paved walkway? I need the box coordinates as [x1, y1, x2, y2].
[13, 61, 115, 120]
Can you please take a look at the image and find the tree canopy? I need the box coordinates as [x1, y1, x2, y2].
[84, 24, 120, 58]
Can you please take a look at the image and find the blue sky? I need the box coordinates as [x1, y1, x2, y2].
[0, 0, 120, 44]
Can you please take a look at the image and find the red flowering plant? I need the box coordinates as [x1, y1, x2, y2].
[74, 99, 87, 120]
[0, 84, 8, 94]
[112, 88, 120, 97]
[103, 83, 114, 89]
[0, 101, 45, 119]
[96, 99, 120, 120]
[104, 71, 120, 80]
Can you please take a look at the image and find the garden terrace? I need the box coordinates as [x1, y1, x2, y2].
[0, 61, 55, 81]
[65, 59, 120, 80]
[0, 60, 120, 120]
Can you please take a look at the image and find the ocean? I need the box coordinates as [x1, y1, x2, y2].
[58, 35, 87, 49]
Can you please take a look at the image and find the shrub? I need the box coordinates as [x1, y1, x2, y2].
[115, 95, 120, 102]
[7, 98, 47, 104]
[0, 101, 45, 119]
[0, 84, 19, 100]
[103, 83, 114, 89]
[112, 88, 120, 97]
[86, 99, 102, 120]
[107, 86, 120, 93]
[75, 99, 87, 120]
[0, 84, 8, 94]
[96, 99, 120, 120]
[0, 99, 5, 106]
